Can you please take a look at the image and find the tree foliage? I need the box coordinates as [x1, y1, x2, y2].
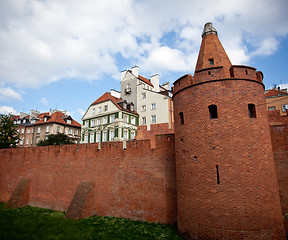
[37, 133, 76, 146]
[0, 114, 19, 149]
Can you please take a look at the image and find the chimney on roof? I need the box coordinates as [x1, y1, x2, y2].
[150, 74, 159, 92]
[131, 66, 139, 77]
[111, 89, 121, 98]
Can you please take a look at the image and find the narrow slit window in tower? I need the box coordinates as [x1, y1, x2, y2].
[216, 165, 220, 184]
[209, 105, 218, 119]
[248, 104, 256, 118]
[179, 112, 184, 124]
[209, 59, 214, 65]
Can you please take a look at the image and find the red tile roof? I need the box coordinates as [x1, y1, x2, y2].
[37, 112, 49, 118]
[91, 92, 138, 115]
[35, 111, 81, 127]
[265, 89, 288, 98]
[138, 75, 154, 87]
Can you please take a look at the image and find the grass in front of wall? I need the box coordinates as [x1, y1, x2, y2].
[0, 203, 182, 240]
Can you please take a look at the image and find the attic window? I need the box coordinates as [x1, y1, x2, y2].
[67, 119, 72, 124]
[209, 59, 214, 65]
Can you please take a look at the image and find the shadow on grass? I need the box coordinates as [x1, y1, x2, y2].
[0, 203, 182, 240]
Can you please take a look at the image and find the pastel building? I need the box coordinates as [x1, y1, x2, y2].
[121, 66, 174, 129]
[81, 90, 139, 143]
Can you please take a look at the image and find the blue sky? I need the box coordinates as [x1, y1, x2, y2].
[1, 0, 288, 123]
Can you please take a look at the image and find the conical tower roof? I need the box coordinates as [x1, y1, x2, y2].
[194, 22, 232, 78]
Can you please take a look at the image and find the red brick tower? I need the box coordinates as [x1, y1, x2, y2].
[173, 22, 285, 239]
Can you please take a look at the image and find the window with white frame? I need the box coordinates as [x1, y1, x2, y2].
[131, 117, 135, 125]
[142, 117, 146, 125]
[141, 93, 146, 99]
[84, 134, 88, 143]
[123, 130, 128, 140]
[67, 119, 72, 124]
[282, 104, 288, 112]
[131, 131, 135, 140]
[36, 138, 40, 144]
[27, 129, 30, 134]
[96, 132, 101, 142]
[110, 115, 115, 123]
[85, 121, 89, 127]
[103, 117, 108, 124]
[110, 130, 114, 141]
[104, 105, 108, 111]
[124, 115, 128, 123]
[21, 128, 24, 134]
[98, 106, 102, 113]
[151, 103, 156, 110]
[26, 138, 29, 145]
[151, 115, 156, 123]
[37, 127, 40, 134]
[68, 129, 72, 135]
[20, 140, 23, 145]
[103, 132, 107, 142]
[57, 126, 61, 133]
[46, 126, 50, 133]
[91, 119, 95, 127]
[75, 130, 78, 135]
[142, 105, 146, 112]
[90, 132, 94, 143]
[92, 108, 96, 114]
[97, 118, 101, 126]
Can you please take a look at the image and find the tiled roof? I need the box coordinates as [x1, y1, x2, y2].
[265, 89, 288, 98]
[37, 112, 49, 118]
[91, 92, 138, 115]
[138, 75, 154, 87]
[34, 111, 81, 127]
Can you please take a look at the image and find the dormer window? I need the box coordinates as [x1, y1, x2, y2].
[209, 59, 214, 65]
[67, 119, 72, 124]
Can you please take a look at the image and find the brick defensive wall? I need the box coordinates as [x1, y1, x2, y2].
[0, 134, 177, 224]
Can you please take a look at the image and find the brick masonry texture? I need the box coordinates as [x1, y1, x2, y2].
[173, 77, 286, 239]
[268, 111, 288, 232]
[0, 134, 177, 224]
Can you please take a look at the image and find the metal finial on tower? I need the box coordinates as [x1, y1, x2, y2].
[202, 22, 217, 38]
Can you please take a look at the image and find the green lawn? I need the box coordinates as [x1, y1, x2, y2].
[0, 203, 182, 240]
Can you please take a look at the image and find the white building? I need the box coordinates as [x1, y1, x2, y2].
[120, 66, 174, 129]
[81, 90, 138, 143]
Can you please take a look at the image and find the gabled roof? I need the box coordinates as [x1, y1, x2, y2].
[34, 111, 81, 127]
[91, 92, 121, 105]
[138, 75, 154, 87]
[90, 92, 138, 115]
[265, 89, 288, 98]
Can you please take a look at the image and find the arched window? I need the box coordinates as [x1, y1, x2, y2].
[209, 105, 218, 119]
[248, 104, 256, 118]
[179, 112, 184, 124]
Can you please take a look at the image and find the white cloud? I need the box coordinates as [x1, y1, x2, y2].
[141, 46, 196, 73]
[0, 0, 288, 89]
[41, 97, 48, 105]
[0, 105, 19, 115]
[0, 86, 22, 101]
